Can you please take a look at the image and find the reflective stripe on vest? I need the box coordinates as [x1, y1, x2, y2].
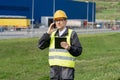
[49, 29, 76, 68]
[49, 55, 75, 61]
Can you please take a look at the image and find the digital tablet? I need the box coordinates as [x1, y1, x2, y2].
[55, 37, 66, 49]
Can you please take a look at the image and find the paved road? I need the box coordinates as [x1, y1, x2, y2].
[0, 28, 120, 39]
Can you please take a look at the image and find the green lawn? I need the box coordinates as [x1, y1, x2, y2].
[0, 32, 120, 80]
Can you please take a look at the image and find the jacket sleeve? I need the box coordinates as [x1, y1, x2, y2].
[68, 31, 82, 57]
[38, 33, 51, 50]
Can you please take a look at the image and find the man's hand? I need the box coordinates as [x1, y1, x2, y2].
[60, 41, 70, 50]
[47, 23, 57, 34]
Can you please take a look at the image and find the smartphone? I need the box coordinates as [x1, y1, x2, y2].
[53, 23, 56, 28]
[48, 18, 56, 28]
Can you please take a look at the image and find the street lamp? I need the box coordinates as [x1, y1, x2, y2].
[92, 0, 94, 29]
[86, 0, 89, 29]
[31, 0, 34, 33]
[53, 0, 56, 15]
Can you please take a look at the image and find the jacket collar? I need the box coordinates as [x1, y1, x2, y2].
[55, 27, 69, 37]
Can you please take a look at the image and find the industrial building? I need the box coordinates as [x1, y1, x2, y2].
[0, 0, 96, 28]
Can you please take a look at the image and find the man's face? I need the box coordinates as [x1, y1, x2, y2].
[54, 18, 67, 31]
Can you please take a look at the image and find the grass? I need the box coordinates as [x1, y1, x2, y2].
[96, 1, 120, 19]
[76, 33, 120, 80]
[0, 32, 120, 80]
[0, 38, 49, 80]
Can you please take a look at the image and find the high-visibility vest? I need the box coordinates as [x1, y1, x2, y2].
[49, 29, 76, 68]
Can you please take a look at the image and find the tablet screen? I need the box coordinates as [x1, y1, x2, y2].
[55, 37, 66, 49]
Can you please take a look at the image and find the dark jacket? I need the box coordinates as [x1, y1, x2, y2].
[38, 28, 82, 57]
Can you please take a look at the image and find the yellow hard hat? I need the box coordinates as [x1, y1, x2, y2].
[53, 10, 67, 20]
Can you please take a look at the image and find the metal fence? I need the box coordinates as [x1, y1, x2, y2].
[0, 27, 120, 39]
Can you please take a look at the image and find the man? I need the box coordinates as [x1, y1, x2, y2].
[38, 10, 82, 80]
